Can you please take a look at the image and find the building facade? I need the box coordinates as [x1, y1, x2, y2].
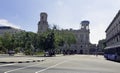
[0, 26, 22, 36]
[66, 21, 90, 54]
[97, 39, 105, 54]
[38, 12, 95, 54]
[105, 10, 120, 47]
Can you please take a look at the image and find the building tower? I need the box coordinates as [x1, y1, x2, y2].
[80, 20, 90, 43]
[78, 20, 90, 54]
[81, 20, 89, 30]
[38, 12, 49, 33]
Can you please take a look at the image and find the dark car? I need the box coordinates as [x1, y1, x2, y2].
[8, 50, 15, 56]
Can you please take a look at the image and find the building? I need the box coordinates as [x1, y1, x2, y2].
[38, 12, 49, 33]
[65, 21, 90, 54]
[89, 44, 97, 55]
[0, 26, 22, 36]
[97, 39, 105, 54]
[105, 10, 120, 47]
[38, 12, 95, 54]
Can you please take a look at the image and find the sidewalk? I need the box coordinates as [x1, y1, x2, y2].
[85, 55, 105, 60]
[0, 55, 45, 63]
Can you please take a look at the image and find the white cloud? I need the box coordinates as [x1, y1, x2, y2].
[0, 19, 20, 29]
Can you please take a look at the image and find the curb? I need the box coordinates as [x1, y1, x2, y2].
[0, 59, 45, 64]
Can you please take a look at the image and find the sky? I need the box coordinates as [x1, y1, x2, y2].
[0, 0, 120, 44]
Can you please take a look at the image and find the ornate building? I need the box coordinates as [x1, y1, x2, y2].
[66, 21, 90, 54]
[38, 12, 95, 54]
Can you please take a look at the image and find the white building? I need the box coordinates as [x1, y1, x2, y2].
[0, 26, 22, 36]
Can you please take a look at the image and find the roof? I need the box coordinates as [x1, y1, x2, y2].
[105, 10, 120, 32]
[0, 26, 13, 29]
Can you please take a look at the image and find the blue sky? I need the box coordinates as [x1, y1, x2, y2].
[0, 0, 120, 44]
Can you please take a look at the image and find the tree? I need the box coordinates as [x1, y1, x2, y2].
[54, 30, 76, 47]
[44, 32, 55, 51]
[2, 33, 13, 52]
[0, 26, 76, 55]
[0, 36, 5, 53]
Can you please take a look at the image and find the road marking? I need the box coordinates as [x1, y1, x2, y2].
[0, 63, 16, 67]
[35, 60, 69, 73]
[4, 61, 51, 73]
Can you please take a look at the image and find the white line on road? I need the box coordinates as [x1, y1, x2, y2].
[4, 61, 51, 73]
[0, 63, 16, 67]
[35, 60, 69, 73]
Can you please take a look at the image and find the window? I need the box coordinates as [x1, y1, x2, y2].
[80, 34, 83, 39]
[117, 36, 119, 42]
[81, 46, 83, 48]
[41, 16, 44, 20]
[81, 40, 83, 42]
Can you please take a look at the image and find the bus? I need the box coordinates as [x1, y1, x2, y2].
[104, 45, 120, 61]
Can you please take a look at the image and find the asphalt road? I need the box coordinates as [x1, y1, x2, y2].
[0, 55, 120, 73]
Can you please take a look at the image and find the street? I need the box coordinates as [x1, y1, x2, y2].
[0, 55, 120, 73]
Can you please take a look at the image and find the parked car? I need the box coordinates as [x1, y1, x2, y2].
[44, 50, 55, 57]
[44, 51, 49, 57]
[8, 50, 15, 56]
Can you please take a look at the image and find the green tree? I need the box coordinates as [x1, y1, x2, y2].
[0, 36, 5, 53]
[0, 26, 76, 55]
[54, 30, 76, 48]
[2, 33, 13, 52]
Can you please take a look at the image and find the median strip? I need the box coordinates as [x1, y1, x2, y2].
[0, 57, 45, 63]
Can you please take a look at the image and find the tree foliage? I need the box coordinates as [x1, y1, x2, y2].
[0, 28, 76, 55]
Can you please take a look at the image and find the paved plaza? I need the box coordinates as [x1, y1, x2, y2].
[0, 55, 120, 73]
